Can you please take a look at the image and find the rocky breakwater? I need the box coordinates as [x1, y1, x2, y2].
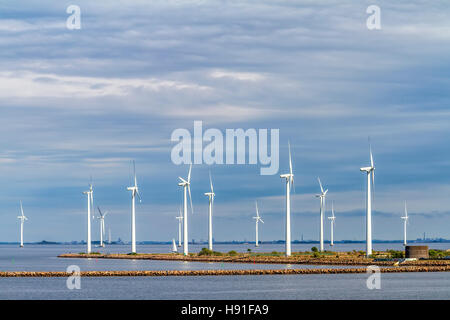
[1, 266, 449, 277]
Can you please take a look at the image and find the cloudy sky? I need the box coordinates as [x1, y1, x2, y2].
[0, 0, 449, 243]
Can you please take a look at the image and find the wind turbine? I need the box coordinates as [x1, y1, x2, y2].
[17, 201, 28, 248]
[280, 142, 294, 257]
[97, 207, 108, 247]
[178, 164, 193, 256]
[360, 141, 375, 257]
[253, 201, 264, 247]
[328, 201, 336, 247]
[108, 228, 112, 244]
[176, 207, 183, 247]
[315, 177, 328, 252]
[401, 201, 409, 246]
[127, 161, 142, 254]
[204, 171, 215, 251]
[82, 181, 94, 254]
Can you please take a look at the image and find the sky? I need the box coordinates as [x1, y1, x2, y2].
[0, 0, 449, 243]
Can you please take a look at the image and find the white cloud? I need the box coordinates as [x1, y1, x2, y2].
[210, 70, 265, 81]
[0, 71, 211, 99]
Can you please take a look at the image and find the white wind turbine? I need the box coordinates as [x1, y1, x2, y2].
[280, 142, 294, 257]
[328, 201, 336, 247]
[315, 177, 328, 252]
[97, 206, 108, 247]
[176, 207, 183, 247]
[178, 164, 193, 256]
[82, 181, 94, 254]
[127, 161, 142, 254]
[401, 201, 409, 246]
[253, 201, 264, 247]
[360, 142, 375, 257]
[204, 171, 215, 251]
[17, 201, 28, 248]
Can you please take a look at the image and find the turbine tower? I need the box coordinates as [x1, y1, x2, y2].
[82, 181, 94, 254]
[328, 201, 336, 247]
[315, 177, 328, 252]
[204, 171, 215, 251]
[97, 207, 108, 248]
[253, 201, 264, 247]
[280, 142, 294, 257]
[17, 201, 28, 248]
[178, 164, 193, 256]
[176, 207, 183, 247]
[401, 201, 409, 246]
[127, 161, 141, 254]
[360, 142, 375, 257]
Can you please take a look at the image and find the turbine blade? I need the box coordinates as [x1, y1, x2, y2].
[318, 177, 324, 193]
[188, 185, 193, 214]
[370, 143, 374, 168]
[20, 201, 24, 217]
[178, 177, 187, 184]
[187, 164, 192, 184]
[210, 171, 214, 194]
[404, 201, 408, 218]
[133, 161, 139, 188]
[260, 219, 264, 224]
[288, 141, 293, 176]
[136, 189, 142, 203]
[255, 201, 259, 217]
[371, 170, 375, 201]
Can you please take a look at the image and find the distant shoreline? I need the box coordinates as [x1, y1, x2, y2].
[1, 240, 450, 245]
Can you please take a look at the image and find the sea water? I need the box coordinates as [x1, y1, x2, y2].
[0, 243, 448, 299]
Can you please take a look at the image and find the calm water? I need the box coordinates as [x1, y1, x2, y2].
[1, 273, 449, 300]
[0, 243, 448, 299]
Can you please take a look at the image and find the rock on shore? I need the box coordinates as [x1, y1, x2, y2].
[1, 266, 449, 277]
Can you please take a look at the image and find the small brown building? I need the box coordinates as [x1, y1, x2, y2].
[405, 245, 429, 259]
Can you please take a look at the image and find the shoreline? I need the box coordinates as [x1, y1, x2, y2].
[1, 266, 450, 277]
